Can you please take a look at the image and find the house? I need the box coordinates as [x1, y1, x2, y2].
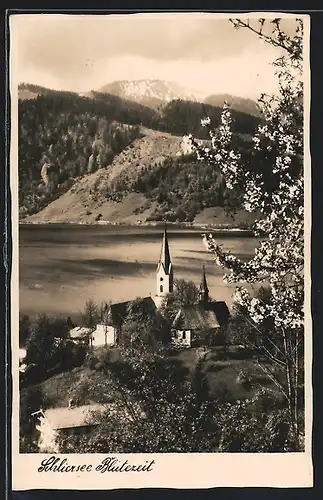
[90, 323, 116, 347]
[171, 266, 230, 348]
[172, 302, 230, 347]
[68, 326, 93, 344]
[68, 297, 158, 348]
[35, 404, 107, 453]
[35, 401, 147, 452]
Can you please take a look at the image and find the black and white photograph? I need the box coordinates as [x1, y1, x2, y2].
[10, 11, 312, 489]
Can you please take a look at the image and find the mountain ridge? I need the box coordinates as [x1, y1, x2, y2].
[204, 93, 262, 117]
[18, 80, 261, 117]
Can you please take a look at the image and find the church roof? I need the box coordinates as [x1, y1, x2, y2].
[69, 326, 93, 339]
[157, 225, 172, 274]
[173, 301, 230, 330]
[110, 296, 157, 327]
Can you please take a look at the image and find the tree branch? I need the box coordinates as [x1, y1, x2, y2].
[256, 359, 289, 401]
[229, 18, 295, 56]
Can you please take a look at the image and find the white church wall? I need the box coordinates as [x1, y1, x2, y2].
[91, 325, 116, 347]
[156, 267, 172, 297]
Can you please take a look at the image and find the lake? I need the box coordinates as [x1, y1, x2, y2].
[19, 224, 260, 319]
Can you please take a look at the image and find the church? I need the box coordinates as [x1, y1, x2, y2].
[153, 225, 230, 347]
[69, 225, 230, 348]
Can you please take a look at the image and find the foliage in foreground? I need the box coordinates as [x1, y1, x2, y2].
[189, 18, 305, 449]
[57, 333, 301, 453]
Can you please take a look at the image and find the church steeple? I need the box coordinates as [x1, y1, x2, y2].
[156, 223, 173, 301]
[199, 264, 209, 303]
[158, 223, 172, 274]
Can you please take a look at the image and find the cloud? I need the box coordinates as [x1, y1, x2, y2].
[87, 52, 279, 99]
[11, 13, 298, 97]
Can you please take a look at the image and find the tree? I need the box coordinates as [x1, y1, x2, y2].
[121, 297, 170, 346]
[26, 314, 60, 371]
[25, 314, 86, 377]
[56, 334, 293, 453]
[59, 336, 222, 453]
[81, 299, 99, 329]
[20, 386, 44, 453]
[188, 18, 305, 450]
[160, 278, 199, 323]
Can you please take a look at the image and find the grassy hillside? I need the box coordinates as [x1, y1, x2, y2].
[21, 347, 283, 410]
[25, 129, 180, 223]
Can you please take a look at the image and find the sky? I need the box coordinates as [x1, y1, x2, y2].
[11, 13, 299, 100]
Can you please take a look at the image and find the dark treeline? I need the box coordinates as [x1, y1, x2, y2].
[75, 91, 261, 138]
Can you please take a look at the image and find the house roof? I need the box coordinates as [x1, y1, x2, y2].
[69, 326, 93, 339]
[43, 404, 106, 430]
[173, 301, 230, 330]
[110, 296, 156, 327]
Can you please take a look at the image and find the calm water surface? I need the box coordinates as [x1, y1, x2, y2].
[19, 225, 260, 318]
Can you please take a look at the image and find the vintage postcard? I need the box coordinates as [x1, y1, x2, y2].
[9, 11, 313, 489]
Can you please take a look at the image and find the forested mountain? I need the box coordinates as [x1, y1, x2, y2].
[18, 83, 262, 220]
[18, 83, 58, 100]
[86, 91, 260, 138]
[204, 93, 262, 117]
[18, 93, 142, 216]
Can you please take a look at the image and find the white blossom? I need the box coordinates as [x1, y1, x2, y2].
[193, 38, 304, 331]
[201, 117, 211, 127]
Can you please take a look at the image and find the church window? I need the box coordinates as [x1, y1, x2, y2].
[160, 277, 163, 281]
[160, 285, 163, 293]
[182, 331, 186, 339]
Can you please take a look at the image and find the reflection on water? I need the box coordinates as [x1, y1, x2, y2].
[19, 225, 260, 318]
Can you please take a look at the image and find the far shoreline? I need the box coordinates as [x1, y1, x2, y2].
[18, 220, 255, 235]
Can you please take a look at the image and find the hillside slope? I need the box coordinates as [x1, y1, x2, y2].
[18, 83, 54, 100]
[26, 129, 183, 224]
[25, 128, 256, 226]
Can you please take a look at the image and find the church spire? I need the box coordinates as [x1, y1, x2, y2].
[155, 223, 174, 303]
[199, 264, 209, 303]
[158, 223, 172, 274]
